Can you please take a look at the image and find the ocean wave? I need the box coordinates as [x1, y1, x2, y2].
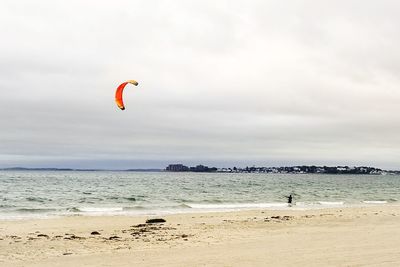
[362, 201, 387, 204]
[79, 207, 123, 213]
[66, 207, 81, 212]
[0, 204, 16, 208]
[318, 201, 344, 205]
[201, 199, 224, 204]
[175, 203, 191, 209]
[188, 203, 288, 209]
[123, 203, 192, 211]
[123, 197, 136, 202]
[78, 197, 104, 203]
[123, 206, 146, 210]
[26, 197, 52, 203]
[16, 208, 57, 213]
[105, 196, 144, 202]
[172, 198, 194, 203]
[68, 206, 143, 213]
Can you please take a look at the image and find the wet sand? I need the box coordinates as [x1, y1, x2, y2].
[1, 206, 400, 266]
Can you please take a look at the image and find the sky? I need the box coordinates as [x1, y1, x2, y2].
[1, 0, 400, 169]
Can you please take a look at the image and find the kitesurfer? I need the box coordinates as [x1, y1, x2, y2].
[286, 194, 293, 204]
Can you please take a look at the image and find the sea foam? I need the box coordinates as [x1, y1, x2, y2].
[318, 201, 344, 205]
[188, 203, 288, 210]
[362, 201, 387, 204]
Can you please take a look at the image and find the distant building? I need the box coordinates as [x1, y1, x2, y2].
[190, 165, 206, 172]
[165, 164, 189, 172]
[165, 164, 217, 172]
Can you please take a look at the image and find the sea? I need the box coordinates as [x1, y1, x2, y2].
[0, 170, 399, 220]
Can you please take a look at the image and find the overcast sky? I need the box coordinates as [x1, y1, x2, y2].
[1, 0, 400, 169]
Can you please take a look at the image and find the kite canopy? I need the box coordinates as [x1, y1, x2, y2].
[115, 80, 138, 110]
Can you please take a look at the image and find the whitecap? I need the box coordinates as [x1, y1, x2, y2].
[79, 207, 123, 212]
[188, 202, 288, 209]
[362, 201, 387, 204]
[318, 201, 344, 205]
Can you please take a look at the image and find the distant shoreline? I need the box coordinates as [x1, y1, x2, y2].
[0, 167, 163, 172]
[1, 165, 399, 174]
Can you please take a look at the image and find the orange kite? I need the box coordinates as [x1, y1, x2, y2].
[115, 80, 138, 110]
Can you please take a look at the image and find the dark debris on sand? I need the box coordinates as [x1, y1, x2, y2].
[63, 234, 85, 240]
[145, 218, 166, 224]
[37, 234, 49, 238]
[264, 215, 294, 222]
[1, 218, 192, 246]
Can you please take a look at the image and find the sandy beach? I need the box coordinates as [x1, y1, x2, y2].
[1, 206, 400, 266]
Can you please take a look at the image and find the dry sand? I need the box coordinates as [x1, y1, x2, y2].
[1, 206, 400, 266]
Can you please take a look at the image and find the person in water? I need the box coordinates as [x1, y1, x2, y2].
[286, 194, 293, 204]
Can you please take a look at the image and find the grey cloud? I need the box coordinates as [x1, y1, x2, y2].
[1, 0, 400, 169]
